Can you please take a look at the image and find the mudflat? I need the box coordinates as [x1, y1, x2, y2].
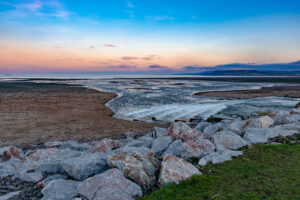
[0, 81, 160, 147]
[194, 85, 300, 99]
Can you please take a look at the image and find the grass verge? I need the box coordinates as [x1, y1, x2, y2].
[141, 143, 300, 200]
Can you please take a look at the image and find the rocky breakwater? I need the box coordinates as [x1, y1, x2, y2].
[0, 106, 300, 199]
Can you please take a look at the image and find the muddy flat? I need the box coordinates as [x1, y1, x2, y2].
[194, 85, 300, 99]
[0, 81, 161, 147]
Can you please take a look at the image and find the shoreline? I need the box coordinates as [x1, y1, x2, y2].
[0, 81, 163, 147]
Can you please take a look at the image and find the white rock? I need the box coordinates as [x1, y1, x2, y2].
[243, 128, 279, 144]
[181, 135, 215, 159]
[158, 155, 201, 186]
[77, 168, 142, 200]
[36, 174, 67, 188]
[17, 171, 44, 183]
[258, 116, 274, 128]
[120, 146, 154, 155]
[195, 122, 210, 132]
[198, 149, 243, 166]
[225, 118, 247, 135]
[212, 131, 248, 150]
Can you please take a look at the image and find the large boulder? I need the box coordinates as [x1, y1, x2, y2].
[88, 139, 125, 153]
[243, 128, 279, 144]
[167, 122, 193, 140]
[36, 174, 67, 188]
[62, 153, 108, 181]
[225, 118, 247, 135]
[181, 135, 215, 159]
[162, 140, 183, 158]
[158, 155, 201, 186]
[60, 141, 92, 151]
[203, 122, 224, 136]
[151, 136, 173, 157]
[17, 171, 44, 183]
[271, 111, 291, 125]
[120, 146, 154, 155]
[271, 123, 300, 137]
[125, 137, 153, 148]
[19, 148, 81, 174]
[153, 127, 168, 138]
[41, 179, 79, 200]
[107, 152, 160, 190]
[258, 116, 274, 128]
[198, 148, 243, 166]
[77, 168, 142, 200]
[195, 122, 210, 132]
[212, 131, 248, 150]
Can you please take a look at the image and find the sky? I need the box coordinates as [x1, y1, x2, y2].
[0, 0, 300, 73]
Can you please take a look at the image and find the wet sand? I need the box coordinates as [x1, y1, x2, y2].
[0, 81, 161, 147]
[194, 85, 300, 99]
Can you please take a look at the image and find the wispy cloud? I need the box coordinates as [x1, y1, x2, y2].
[141, 55, 160, 60]
[145, 15, 175, 21]
[126, 1, 134, 8]
[148, 65, 170, 70]
[121, 56, 139, 60]
[104, 44, 117, 48]
[0, 0, 72, 19]
[110, 65, 136, 69]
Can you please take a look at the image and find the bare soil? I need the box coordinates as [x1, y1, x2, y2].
[0, 81, 161, 147]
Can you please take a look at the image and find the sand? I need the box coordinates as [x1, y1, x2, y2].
[0, 81, 161, 147]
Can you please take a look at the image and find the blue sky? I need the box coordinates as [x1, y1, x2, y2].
[0, 0, 300, 72]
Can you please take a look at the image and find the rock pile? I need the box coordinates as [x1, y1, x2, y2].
[0, 107, 299, 199]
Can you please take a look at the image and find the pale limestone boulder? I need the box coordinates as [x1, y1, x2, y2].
[77, 169, 142, 200]
[158, 155, 201, 186]
[88, 139, 126, 153]
[151, 136, 173, 157]
[198, 149, 243, 166]
[162, 140, 183, 158]
[153, 127, 168, 138]
[212, 131, 248, 150]
[243, 128, 280, 144]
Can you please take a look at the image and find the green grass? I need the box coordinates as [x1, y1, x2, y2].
[141, 144, 300, 200]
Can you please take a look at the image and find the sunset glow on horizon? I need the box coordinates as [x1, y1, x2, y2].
[1, 0, 300, 73]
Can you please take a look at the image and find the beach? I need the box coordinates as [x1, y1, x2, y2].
[0, 81, 161, 147]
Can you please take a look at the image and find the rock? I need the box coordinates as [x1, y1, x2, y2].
[88, 139, 125, 153]
[181, 135, 215, 159]
[77, 168, 142, 200]
[107, 152, 159, 190]
[153, 127, 168, 138]
[151, 136, 173, 157]
[243, 128, 279, 144]
[126, 137, 153, 148]
[0, 191, 21, 200]
[93, 186, 135, 200]
[62, 153, 108, 181]
[272, 111, 291, 125]
[198, 149, 243, 166]
[0, 146, 24, 162]
[19, 148, 81, 174]
[61, 141, 92, 151]
[162, 140, 183, 158]
[41, 179, 79, 200]
[258, 116, 274, 128]
[166, 122, 193, 140]
[212, 131, 248, 150]
[158, 155, 201, 186]
[272, 123, 300, 137]
[225, 118, 247, 135]
[195, 122, 210, 132]
[0, 160, 19, 178]
[203, 122, 223, 136]
[36, 174, 67, 188]
[17, 171, 44, 183]
[120, 146, 154, 155]
[287, 114, 300, 123]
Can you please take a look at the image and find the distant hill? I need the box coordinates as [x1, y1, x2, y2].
[199, 70, 300, 76]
